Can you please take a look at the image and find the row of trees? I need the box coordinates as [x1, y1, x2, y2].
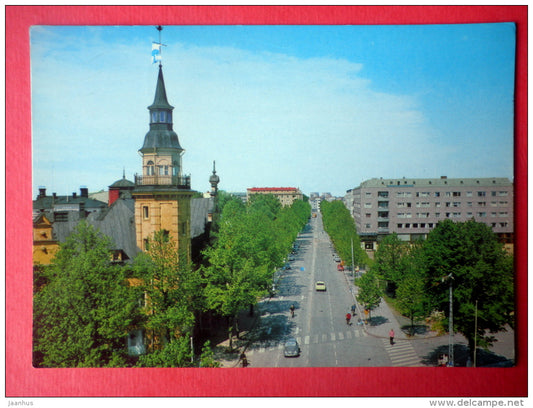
[356, 219, 514, 360]
[202, 194, 311, 348]
[319, 200, 368, 269]
[33, 194, 310, 367]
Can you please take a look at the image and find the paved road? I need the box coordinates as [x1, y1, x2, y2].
[244, 212, 414, 367]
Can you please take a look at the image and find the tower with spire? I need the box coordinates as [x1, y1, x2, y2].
[132, 29, 193, 259]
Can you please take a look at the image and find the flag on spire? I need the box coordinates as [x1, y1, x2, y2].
[152, 42, 161, 64]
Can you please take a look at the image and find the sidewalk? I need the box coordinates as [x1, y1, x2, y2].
[341, 269, 437, 341]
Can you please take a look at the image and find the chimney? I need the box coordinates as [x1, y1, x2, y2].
[80, 187, 89, 198]
[72, 192, 77, 199]
[52, 192, 57, 199]
[440, 176, 448, 179]
[38, 187, 46, 199]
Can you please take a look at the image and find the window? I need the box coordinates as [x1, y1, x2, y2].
[453, 192, 461, 197]
[453, 212, 461, 218]
[365, 192, 372, 198]
[435, 202, 441, 207]
[143, 206, 149, 219]
[378, 191, 389, 198]
[412, 223, 418, 228]
[478, 191, 486, 197]
[435, 213, 440, 218]
[453, 202, 461, 207]
[364, 203, 372, 208]
[365, 224, 371, 229]
[54, 211, 68, 222]
[466, 192, 473, 197]
[498, 191, 508, 196]
[365, 213, 371, 218]
[477, 212, 486, 217]
[477, 202, 486, 207]
[434, 192, 441, 197]
[160, 111, 166, 122]
[146, 161, 155, 175]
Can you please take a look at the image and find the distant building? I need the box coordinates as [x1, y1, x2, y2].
[33, 187, 108, 222]
[109, 171, 135, 206]
[344, 176, 514, 252]
[247, 187, 303, 206]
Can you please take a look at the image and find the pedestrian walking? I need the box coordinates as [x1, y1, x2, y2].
[389, 328, 395, 345]
[351, 304, 356, 316]
[240, 352, 248, 367]
[346, 313, 352, 325]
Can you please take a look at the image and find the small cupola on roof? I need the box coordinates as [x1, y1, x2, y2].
[140, 65, 183, 154]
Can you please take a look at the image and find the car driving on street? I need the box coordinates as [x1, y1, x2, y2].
[283, 338, 301, 357]
[315, 281, 326, 291]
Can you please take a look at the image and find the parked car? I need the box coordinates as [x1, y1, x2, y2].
[284, 338, 301, 357]
[315, 281, 326, 291]
[334, 256, 341, 262]
[337, 264, 344, 271]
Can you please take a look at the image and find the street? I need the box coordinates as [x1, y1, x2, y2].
[243, 212, 392, 367]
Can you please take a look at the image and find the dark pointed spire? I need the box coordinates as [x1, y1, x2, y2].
[148, 65, 173, 110]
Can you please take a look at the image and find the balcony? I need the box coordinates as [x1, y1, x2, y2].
[135, 174, 191, 189]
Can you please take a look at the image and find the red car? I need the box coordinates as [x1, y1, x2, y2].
[337, 264, 344, 271]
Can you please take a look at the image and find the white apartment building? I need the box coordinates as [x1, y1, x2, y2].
[344, 176, 513, 251]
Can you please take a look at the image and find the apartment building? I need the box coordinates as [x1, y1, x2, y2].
[247, 187, 303, 206]
[344, 177, 513, 251]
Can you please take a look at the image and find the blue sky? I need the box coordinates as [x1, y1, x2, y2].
[31, 23, 516, 197]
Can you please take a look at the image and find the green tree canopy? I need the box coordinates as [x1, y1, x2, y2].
[202, 195, 310, 347]
[33, 221, 139, 367]
[355, 268, 383, 321]
[132, 230, 204, 367]
[373, 233, 409, 296]
[424, 219, 514, 359]
[320, 200, 367, 269]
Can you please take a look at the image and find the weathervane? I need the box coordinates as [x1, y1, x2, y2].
[152, 25, 167, 66]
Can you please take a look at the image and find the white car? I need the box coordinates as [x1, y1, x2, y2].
[315, 281, 326, 291]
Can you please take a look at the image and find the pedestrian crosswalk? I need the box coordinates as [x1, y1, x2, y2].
[381, 338, 422, 367]
[246, 327, 367, 355]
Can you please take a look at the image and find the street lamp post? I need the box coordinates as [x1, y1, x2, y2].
[447, 273, 454, 366]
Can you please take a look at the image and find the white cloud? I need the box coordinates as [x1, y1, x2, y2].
[31, 28, 481, 196]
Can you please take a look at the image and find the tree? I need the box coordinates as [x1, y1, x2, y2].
[133, 230, 204, 367]
[355, 269, 382, 322]
[202, 195, 310, 349]
[373, 233, 408, 296]
[33, 221, 139, 367]
[395, 243, 428, 335]
[320, 200, 367, 269]
[424, 219, 514, 361]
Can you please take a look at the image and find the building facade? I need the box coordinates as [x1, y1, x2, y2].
[344, 176, 513, 251]
[247, 187, 303, 206]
